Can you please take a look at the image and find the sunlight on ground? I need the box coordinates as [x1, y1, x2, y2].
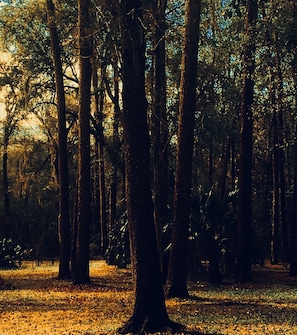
[1, 261, 297, 334]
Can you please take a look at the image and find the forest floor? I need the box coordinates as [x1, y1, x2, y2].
[0, 261, 297, 335]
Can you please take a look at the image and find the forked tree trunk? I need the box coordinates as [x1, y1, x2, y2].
[116, 1, 181, 333]
[46, 0, 71, 280]
[165, 0, 201, 298]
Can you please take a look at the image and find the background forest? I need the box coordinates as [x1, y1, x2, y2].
[0, 0, 296, 287]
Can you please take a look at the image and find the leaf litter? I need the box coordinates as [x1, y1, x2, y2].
[0, 261, 297, 334]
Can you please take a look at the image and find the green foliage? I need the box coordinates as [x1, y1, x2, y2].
[0, 238, 25, 269]
[105, 211, 130, 269]
[188, 190, 238, 282]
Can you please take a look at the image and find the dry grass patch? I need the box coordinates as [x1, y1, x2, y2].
[0, 261, 133, 335]
[1, 261, 297, 334]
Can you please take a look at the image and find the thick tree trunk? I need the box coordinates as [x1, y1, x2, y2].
[165, 0, 201, 298]
[236, 0, 258, 284]
[116, 1, 181, 333]
[73, 0, 92, 284]
[46, 0, 71, 280]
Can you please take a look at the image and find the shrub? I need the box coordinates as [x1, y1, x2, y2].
[0, 238, 24, 269]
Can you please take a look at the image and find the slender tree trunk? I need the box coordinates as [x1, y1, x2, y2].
[116, 1, 181, 333]
[271, 108, 280, 264]
[3, 142, 10, 238]
[92, 63, 108, 255]
[46, 0, 71, 279]
[236, 0, 258, 283]
[274, 42, 289, 263]
[73, 0, 92, 284]
[150, 0, 168, 273]
[290, 3, 297, 276]
[165, 0, 201, 298]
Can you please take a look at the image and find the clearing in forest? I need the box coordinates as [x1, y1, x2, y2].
[0, 261, 297, 334]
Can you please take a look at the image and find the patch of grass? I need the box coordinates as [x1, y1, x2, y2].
[0, 262, 297, 334]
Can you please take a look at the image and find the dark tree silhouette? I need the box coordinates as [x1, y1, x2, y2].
[46, 0, 71, 280]
[73, 0, 92, 284]
[114, 0, 182, 333]
[165, 0, 201, 298]
[290, 2, 297, 276]
[237, 0, 258, 283]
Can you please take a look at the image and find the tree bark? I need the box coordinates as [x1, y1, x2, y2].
[116, 1, 181, 333]
[73, 0, 92, 284]
[2, 145, 10, 238]
[46, 0, 71, 280]
[92, 62, 108, 255]
[290, 2, 297, 276]
[149, 0, 169, 274]
[165, 0, 201, 298]
[236, 0, 258, 284]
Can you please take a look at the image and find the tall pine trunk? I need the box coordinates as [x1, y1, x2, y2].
[46, 0, 71, 280]
[290, 2, 297, 276]
[236, 0, 258, 283]
[150, 0, 168, 273]
[73, 0, 92, 284]
[165, 0, 201, 298]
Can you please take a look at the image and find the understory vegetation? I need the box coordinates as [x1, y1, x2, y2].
[0, 261, 297, 335]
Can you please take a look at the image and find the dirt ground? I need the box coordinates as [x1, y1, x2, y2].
[0, 261, 297, 334]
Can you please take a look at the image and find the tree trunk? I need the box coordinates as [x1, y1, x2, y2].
[236, 0, 258, 284]
[2, 144, 10, 238]
[290, 2, 297, 276]
[73, 0, 92, 284]
[274, 42, 289, 263]
[149, 0, 169, 273]
[116, 1, 181, 333]
[165, 0, 201, 298]
[271, 108, 280, 264]
[92, 62, 108, 255]
[46, 0, 71, 280]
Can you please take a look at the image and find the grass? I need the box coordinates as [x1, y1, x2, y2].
[1, 261, 297, 334]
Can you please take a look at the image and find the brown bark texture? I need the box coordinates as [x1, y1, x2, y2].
[237, 0, 258, 284]
[73, 0, 92, 285]
[46, 0, 71, 280]
[116, 1, 182, 333]
[165, 0, 201, 298]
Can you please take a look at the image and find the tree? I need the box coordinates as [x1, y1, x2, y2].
[236, 0, 258, 283]
[290, 1, 297, 276]
[113, 1, 182, 333]
[0, 65, 27, 238]
[46, 0, 71, 280]
[73, 0, 92, 284]
[165, 0, 201, 298]
[149, 0, 169, 272]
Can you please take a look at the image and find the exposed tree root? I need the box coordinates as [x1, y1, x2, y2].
[118, 315, 185, 335]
